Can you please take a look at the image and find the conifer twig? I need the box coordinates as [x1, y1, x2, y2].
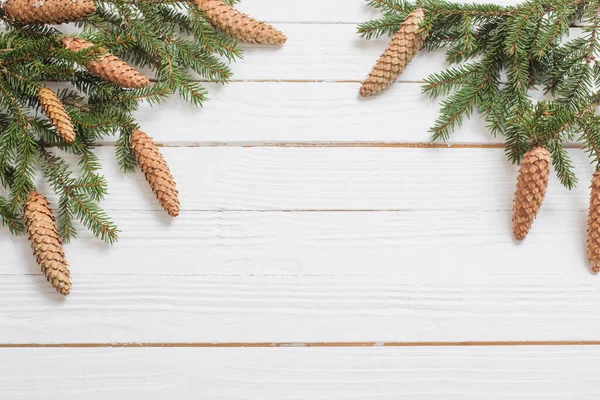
[360, 0, 600, 188]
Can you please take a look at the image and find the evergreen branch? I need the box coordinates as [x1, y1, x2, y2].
[40, 148, 118, 244]
[505, 0, 542, 56]
[422, 62, 481, 97]
[581, 115, 600, 165]
[548, 139, 578, 188]
[0, 194, 24, 234]
[187, 5, 242, 60]
[427, 7, 510, 18]
[429, 75, 487, 141]
[357, 13, 411, 39]
[0, 0, 242, 253]
[116, 128, 137, 173]
[429, 58, 501, 140]
[532, 2, 572, 58]
[367, 0, 415, 14]
[361, 0, 600, 191]
[0, 78, 29, 126]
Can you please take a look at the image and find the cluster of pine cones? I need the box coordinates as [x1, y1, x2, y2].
[34, 96, 180, 295]
[2, 0, 286, 44]
[3, 0, 286, 295]
[359, 7, 600, 274]
[512, 147, 600, 275]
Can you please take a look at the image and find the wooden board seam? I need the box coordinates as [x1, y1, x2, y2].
[91, 142, 581, 149]
[3, 341, 600, 348]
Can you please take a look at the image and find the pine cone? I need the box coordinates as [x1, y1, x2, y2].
[61, 37, 150, 89]
[24, 192, 71, 296]
[359, 8, 427, 97]
[3, 0, 95, 24]
[588, 171, 600, 274]
[39, 87, 75, 143]
[512, 147, 551, 241]
[193, 0, 286, 45]
[130, 130, 180, 217]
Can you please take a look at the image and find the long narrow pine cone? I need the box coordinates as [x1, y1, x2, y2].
[61, 37, 150, 89]
[131, 130, 180, 217]
[359, 8, 427, 97]
[39, 87, 75, 143]
[512, 147, 551, 241]
[24, 192, 71, 296]
[193, 0, 286, 45]
[588, 171, 600, 273]
[3, 0, 95, 24]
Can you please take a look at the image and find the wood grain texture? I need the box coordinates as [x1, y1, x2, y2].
[3, 0, 595, 395]
[194, 24, 465, 81]
[230, 25, 583, 81]
[0, 210, 592, 276]
[133, 82, 498, 144]
[131, 82, 567, 144]
[234, 0, 522, 23]
[39, 147, 592, 212]
[2, 274, 600, 343]
[2, 346, 600, 399]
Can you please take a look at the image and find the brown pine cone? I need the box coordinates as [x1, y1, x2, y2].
[193, 0, 286, 45]
[61, 37, 150, 89]
[24, 192, 71, 296]
[359, 8, 427, 97]
[588, 171, 600, 274]
[39, 87, 75, 143]
[512, 147, 551, 241]
[3, 0, 95, 24]
[131, 130, 180, 217]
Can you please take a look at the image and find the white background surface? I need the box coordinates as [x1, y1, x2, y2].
[2, 0, 600, 398]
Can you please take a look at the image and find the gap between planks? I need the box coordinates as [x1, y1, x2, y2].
[158, 79, 423, 83]
[145, 79, 420, 83]
[92, 141, 581, 149]
[3, 341, 600, 348]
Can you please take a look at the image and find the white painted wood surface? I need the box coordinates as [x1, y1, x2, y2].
[3, 346, 600, 399]
[2, 274, 600, 343]
[3, 0, 600, 398]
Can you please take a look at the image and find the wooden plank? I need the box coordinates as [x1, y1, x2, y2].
[132, 82, 554, 144]
[237, 0, 384, 23]
[195, 24, 453, 81]
[134, 81, 470, 144]
[0, 209, 591, 276]
[2, 346, 600, 399]
[73, 16, 585, 82]
[2, 274, 600, 343]
[233, 23, 405, 81]
[40, 147, 592, 212]
[235, 0, 522, 23]
[230, 26, 583, 81]
[131, 25, 582, 145]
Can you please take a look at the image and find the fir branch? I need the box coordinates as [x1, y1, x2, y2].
[357, 13, 412, 39]
[429, 59, 501, 140]
[367, 0, 415, 14]
[581, 115, 600, 165]
[423, 61, 481, 97]
[116, 128, 137, 173]
[547, 138, 578, 188]
[429, 75, 487, 141]
[358, 0, 600, 193]
[0, 194, 24, 234]
[531, 2, 573, 58]
[40, 148, 118, 244]
[505, 0, 544, 56]
[423, 1, 510, 18]
[0, 0, 247, 249]
[186, 5, 242, 61]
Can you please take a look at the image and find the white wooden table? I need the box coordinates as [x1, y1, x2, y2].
[2, 1, 600, 398]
